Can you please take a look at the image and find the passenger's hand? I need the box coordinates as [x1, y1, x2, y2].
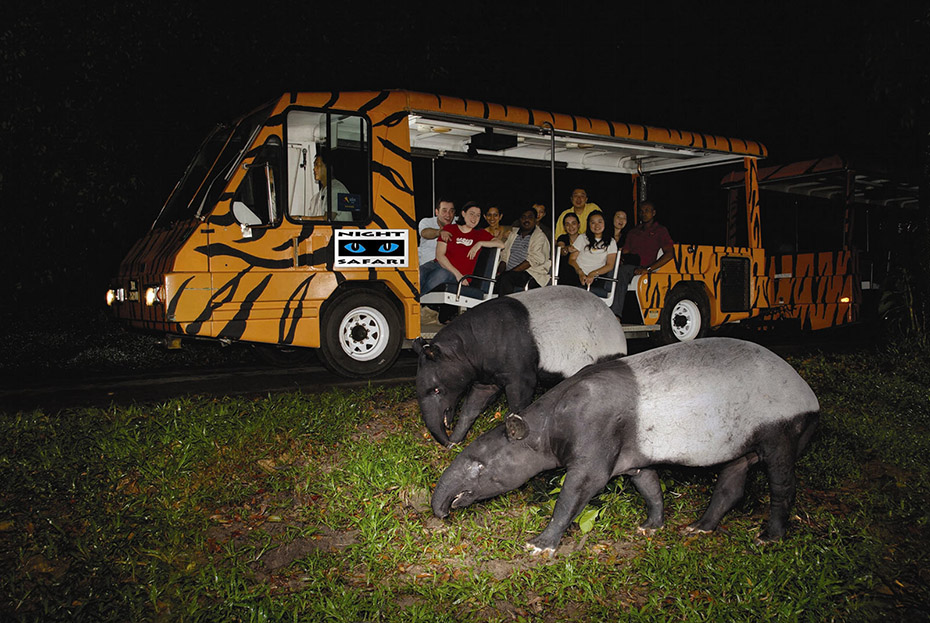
[467, 243, 482, 260]
[439, 230, 452, 242]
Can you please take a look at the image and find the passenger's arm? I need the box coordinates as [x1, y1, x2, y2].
[635, 245, 674, 275]
[568, 249, 585, 280]
[420, 225, 452, 242]
[420, 226, 441, 240]
[436, 241, 464, 283]
[584, 252, 617, 286]
[466, 237, 505, 260]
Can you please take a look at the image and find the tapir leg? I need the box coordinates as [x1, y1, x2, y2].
[527, 466, 612, 555]
[686, 454, 756, 534]
[758, 444, 797, 542]
[448, 383, 502, 444]
[629, 469, 664, 532]
[756, 422, 809, 542]
[503, 374, 538, 413]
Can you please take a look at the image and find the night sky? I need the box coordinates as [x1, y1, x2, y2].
[1, 2, 924, 313]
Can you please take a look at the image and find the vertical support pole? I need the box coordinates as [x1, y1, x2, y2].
[842, 168, 855, 251]
[544, 122, 556, 284]
[745, 157, 762, 249]
[430, 157, 436, 210]
[631, 173, 640, 225]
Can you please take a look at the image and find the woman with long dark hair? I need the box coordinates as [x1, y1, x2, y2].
[563, 210, 617, 288]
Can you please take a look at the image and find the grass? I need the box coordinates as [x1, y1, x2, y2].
[1, 345, 929, 621]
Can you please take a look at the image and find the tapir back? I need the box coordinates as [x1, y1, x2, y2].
[512, 287, 627, 379]
[624, 338, 819, 466]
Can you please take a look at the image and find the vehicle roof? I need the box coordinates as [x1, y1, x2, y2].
[720, 155, 918, 210]
[281, 90, 767, 175]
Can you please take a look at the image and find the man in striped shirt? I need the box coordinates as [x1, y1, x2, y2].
[496, 207, 552, 295]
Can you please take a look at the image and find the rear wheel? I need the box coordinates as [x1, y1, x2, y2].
[319, 289, 402, 378]
[658, 285, 710, 344]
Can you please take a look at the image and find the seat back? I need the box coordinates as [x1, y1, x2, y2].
[419, 247, 502, 309]
[471, 246, 500, 297]
[588, 255, 622, 306]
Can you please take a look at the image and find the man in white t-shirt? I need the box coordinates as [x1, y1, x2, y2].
[418, 199, 456, 324]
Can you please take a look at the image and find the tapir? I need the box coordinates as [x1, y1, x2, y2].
[414, 286, 627, 447]
[431, 338, 820, 555]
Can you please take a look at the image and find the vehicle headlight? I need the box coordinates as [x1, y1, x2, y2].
[144, 286, 163, 306]
[106, 288, 126, 306]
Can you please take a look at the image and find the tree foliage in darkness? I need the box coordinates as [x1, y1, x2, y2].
[0, 2, 923, 322]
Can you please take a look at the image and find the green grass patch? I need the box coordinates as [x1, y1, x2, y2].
[1, 346, 928, 621]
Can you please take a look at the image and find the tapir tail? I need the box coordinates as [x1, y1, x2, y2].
[795, 411, 820, 460]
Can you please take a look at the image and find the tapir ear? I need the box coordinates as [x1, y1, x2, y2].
[423, 342, 442, 361]
[412, 337, 426, 355]
[505, 414, 528, 441]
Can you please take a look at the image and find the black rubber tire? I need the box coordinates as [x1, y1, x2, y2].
[318, 289, 402, 378]
[658, 285, 710, 344]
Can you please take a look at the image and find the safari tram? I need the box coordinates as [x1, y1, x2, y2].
[106, 90, 860, 378]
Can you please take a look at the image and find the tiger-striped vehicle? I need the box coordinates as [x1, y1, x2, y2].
[105, 90, 857, 377]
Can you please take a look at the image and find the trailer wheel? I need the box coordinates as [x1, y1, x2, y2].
[658, 285, 710, 344]
[319, 289, 402, 378]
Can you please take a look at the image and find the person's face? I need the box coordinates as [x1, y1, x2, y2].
[463, 206, 482, 228]
[533, 204, 546, 220]
[571, 189, 587, 209]
[588, 214, 605, 236]
[640, 203, 656, 224]
[565, 216, 580, 235]
[519, 210, 537, 231]
[312, 156, 325, 182]
[436, 201, 455, 226]
[484, 207, 501, 225]
[614, 211, 628, 231]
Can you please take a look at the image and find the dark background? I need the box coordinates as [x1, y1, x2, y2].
[1, 2, 925, 318]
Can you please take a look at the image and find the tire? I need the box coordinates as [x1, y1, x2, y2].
[318, 289, 402, 378]
[658, 285, 710, 344]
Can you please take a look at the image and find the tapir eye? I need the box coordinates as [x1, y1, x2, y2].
[432, 387, 441, 395]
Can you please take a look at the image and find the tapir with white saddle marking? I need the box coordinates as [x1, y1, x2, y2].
[414, 286, 627, 447]
[431, 338, 820, 555]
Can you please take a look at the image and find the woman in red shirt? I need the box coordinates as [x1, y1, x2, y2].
[435, 202, 504, 285]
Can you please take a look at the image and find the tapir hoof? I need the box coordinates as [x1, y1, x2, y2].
[637, 519, 664, 535]
[683, 523, 715, 535]
[524, 542, 555, 557]
[754, 529, 784, 545]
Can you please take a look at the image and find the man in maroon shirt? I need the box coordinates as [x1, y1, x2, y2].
[612, 201, 674, 318]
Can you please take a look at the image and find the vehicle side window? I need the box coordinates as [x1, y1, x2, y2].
[286, 110, 370, 223]
[232, 164, 276, 227]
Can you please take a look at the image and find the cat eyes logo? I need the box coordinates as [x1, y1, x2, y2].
[334, 230, 409, 268]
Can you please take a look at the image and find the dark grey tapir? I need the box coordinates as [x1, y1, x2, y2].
[431, 338, 820, 555]
[414, 286, 627, 447]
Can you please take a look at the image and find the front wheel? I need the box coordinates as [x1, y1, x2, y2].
[319, 289, 402, 378]
[658, 286, 710, 344]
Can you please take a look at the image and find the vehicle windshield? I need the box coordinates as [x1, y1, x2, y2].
[155, 103, 274, 227]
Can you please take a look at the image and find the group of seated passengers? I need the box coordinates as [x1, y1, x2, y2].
[419, 200, 552, 323]
[554, 196, 674, 317]
[418, 193, 674, 323]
